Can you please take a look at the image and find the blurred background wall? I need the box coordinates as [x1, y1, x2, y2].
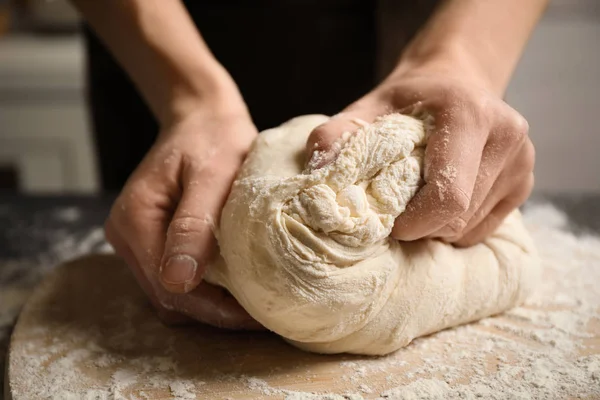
[0, 0, 96, 193]
[506, 0, 600, 193]
[0, 0, 598, 194]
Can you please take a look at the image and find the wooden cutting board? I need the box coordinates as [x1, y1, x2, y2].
[5, 254, 600, 399]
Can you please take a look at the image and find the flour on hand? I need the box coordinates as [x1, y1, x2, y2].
[205, 114, 540, 355]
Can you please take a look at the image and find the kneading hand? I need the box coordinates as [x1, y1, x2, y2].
[105, 107, 263, 329]
[306, 68, 534, 247]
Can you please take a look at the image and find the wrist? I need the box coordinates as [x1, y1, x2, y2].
[392, 40, 496, 93]
[161, 64, 247, 128]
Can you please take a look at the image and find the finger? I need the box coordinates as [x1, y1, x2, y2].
[441, 176, 511, 244]
[105, 219, 159, 306]
[110, 186, 172, 277]
[170, 282, 264, 330]
[155, 308, 194, 326]
[453, 173, 534, 247]
[392, 109, 487, 241]
[108, 217, 258, 329]
[305, 105, 384, 170]
[107, 216, 258, 328]
[442, 138, 534, 242]
[429, 113, 529, 239]
[105, 219, 189, 324]
[159, 160, 233, 293]
[109, 145, 181, 282]
[109, 182, 185, 319]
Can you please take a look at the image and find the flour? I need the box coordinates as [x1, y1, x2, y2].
[1, 207, 114, 396]
[358, 384, 373, 394]
[53, 206, 83, 223]
[5, 203, 600, 400]
[111, 368, 140, 397]
[169, 380, 197, 399]
[244, 376, 357, 400]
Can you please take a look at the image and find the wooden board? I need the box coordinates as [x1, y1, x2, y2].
[6, 254, 600, 399]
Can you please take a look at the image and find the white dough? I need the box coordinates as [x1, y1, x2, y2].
[204, 114, 540, 356]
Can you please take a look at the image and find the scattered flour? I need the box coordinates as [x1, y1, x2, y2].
[244, 376, 357, 400]
[169, 380, 197, 399]
[1, 208, 115, 397]
[238, 204, 600, 399]
[5, 203, 600, 399]
[53, 206, 83, 223]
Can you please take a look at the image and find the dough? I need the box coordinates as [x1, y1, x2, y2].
[205, 114, 540, 356]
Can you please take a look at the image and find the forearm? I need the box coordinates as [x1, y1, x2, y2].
[71, 0, 241, 125]
[396, 0, 549, 94]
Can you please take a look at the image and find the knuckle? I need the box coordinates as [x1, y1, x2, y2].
[513, 174, 535, 205]
[526, 172, 535, 189]
[512, 112, 530, 136]
[436, 217, 469, 238]
[108, 197, 129, 227]
[501, 184, 532, 213]
[181, 151, 214, 175]
[115, 185, 143, 210]
[511, 139, 536, 174]
[308, 125, 331, 146]
[438, 87, 470, 117]
[521, 139, 536, 170]
[169, 215, 213, 237]
[112, 180, 170, 225]
[110, 195, 141, 232]
[469, 91, 492, 115]
[444, 184, 471, 213]
[438, 84, 464, 104]
[501, 112, 529, 145]
[439, 86, 493, 129]
[449, 217, 469, 234]
[502, 196, 522, 212]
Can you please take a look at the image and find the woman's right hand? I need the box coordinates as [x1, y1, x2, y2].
[104, 95, 263, 330]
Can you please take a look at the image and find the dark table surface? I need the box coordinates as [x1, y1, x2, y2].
[1, 192, 599, 397]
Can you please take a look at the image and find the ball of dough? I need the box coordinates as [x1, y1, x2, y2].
[205, 114, 540, 355]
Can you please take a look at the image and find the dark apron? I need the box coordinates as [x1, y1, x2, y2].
[85, 0, 438, 191]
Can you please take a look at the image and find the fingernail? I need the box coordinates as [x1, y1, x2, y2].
[161, 255, 197, 284]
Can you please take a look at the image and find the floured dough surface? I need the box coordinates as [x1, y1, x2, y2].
[205, 114, 540, 355]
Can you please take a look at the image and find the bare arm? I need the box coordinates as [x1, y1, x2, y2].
[70, 0, 242, 125]
[397, 0, 549, 95]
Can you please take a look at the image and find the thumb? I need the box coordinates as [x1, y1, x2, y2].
[159, 172, 225, 294]
[305, 108, 382, 170]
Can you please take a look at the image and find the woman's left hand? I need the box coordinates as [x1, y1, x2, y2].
[306, 65, 535, 247]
